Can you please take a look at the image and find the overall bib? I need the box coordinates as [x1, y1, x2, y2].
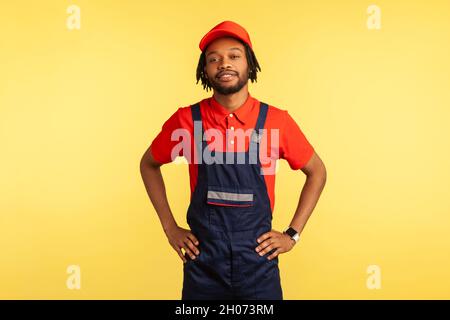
[181, 101, 283, 300]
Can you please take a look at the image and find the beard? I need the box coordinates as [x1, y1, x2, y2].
[208, 71, 249, 95]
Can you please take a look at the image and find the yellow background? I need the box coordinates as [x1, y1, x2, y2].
[1, 0, 450, 299]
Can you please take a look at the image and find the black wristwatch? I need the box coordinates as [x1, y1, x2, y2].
[283, 227, 300, 243]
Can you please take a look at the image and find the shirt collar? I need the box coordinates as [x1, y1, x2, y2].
[208, 92, 256, 125]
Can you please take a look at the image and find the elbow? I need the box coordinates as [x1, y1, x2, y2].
[316, 160, 327, 182]
[139, 155, 148, 175]
[140, 151, 153, 172]
[321, 164, 327, 186]
[306, 162, 327, 186]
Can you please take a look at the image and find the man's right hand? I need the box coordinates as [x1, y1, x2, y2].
[165, 225, 200, 263]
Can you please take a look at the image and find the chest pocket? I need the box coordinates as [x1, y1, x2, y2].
[207, 186, 254, 207]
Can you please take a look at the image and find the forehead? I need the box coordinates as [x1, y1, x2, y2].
[205, 37, 245, 55]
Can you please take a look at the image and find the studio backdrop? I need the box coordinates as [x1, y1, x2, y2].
[1, 0, 450, 299]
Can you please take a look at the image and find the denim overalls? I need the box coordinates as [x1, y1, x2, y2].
[181, 101, 283, 300]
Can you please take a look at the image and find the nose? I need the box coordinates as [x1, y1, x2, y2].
[218, 56, 233, 70]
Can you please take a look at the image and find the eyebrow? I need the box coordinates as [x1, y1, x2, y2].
[206, 47, 243, 57]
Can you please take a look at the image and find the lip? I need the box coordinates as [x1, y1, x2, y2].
[217, 72, 237, 82]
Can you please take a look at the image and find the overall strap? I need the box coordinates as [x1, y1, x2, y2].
[249, 102, 269, 167]
[250, 102, 269, 147]
[191, 103, 203, 163]
[254, 102, 269, 132]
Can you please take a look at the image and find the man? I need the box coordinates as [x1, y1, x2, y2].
[140, 21, 327, 300]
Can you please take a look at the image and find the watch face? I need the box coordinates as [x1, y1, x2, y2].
[285, 227, 298, 238]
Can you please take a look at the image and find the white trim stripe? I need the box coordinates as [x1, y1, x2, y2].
[207, 191, 253, 202]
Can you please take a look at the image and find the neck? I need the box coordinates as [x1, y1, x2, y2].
[213, 86, 249, 112]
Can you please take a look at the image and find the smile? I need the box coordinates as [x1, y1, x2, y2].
[217, 74, 237, 82]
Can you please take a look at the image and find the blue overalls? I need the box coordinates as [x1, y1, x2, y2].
[181, 101, 283, 300]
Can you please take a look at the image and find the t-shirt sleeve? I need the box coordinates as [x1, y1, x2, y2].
[150, 108, 184, 164]
[280, 110, 315, 170]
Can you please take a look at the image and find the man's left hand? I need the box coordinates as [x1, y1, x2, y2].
[255, 229, 296, 260]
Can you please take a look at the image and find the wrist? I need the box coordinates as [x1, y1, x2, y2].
[163, 221, 178, 235]
[283, 226, 300, 244]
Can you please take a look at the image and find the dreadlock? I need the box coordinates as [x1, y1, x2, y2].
[196, 41, 261, 92]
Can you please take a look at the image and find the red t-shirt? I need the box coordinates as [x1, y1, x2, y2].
[150, 92, 315, 213]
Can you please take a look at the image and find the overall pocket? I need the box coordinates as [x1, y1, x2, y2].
[206, 185, 254, 207]
[207, 185, 256, 231]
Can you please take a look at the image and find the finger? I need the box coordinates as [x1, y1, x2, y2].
[182, 244, 196, 260]
[184, 238, 200, 256]
[258, 243, 277, 256]
[267, 249, 281, 260]
[175, 246, 187, 263]
[257, 231, 273, 244]
[262, 239, 283, 256]
[255, 238, 273, 253]
[187, 233, 199, 246]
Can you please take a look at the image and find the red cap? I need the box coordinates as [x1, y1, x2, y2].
[199, 20, 253, 52]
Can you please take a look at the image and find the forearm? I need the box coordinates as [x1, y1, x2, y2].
[140, 162, 177, 234]
[289, 170, 327, 235]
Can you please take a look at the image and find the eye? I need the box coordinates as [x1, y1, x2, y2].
[231, 55, 240, 59]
